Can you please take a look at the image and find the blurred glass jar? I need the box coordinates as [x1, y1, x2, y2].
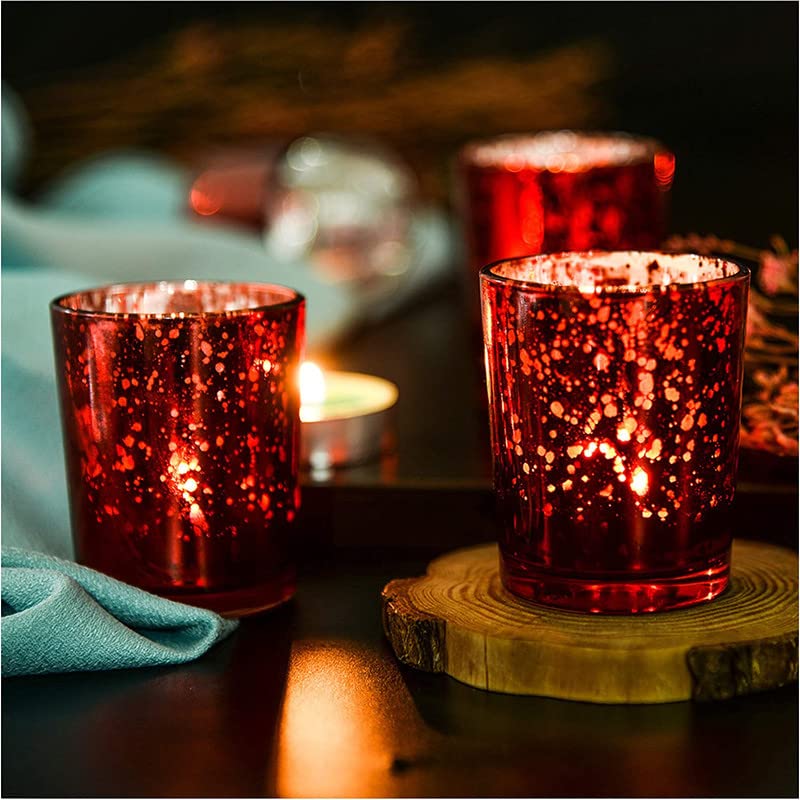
[189, 135, 417, 289]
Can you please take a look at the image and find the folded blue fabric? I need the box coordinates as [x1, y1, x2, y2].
[1, 548, 238, 677]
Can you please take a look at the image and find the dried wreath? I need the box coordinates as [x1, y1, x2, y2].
[664, 234, 798, 457]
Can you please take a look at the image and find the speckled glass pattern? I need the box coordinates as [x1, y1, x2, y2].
[51, 280, 305, 616]
[481, 252, 749, 613]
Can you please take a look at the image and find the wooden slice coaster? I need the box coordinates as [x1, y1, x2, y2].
[382, 539, 798, 704]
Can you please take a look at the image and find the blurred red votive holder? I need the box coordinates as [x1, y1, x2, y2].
[459, 131, 675, 319]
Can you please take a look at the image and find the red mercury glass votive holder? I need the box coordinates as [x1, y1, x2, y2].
[51, 280, 305, 617]
[481, 251, 749, 614]
[460, 132, 675, 321]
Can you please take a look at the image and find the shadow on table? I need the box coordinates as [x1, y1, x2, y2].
[395, 665, 798, 798]
[1, 604, 294, 798]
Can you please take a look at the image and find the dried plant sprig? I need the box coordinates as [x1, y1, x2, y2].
[18, 21, 613, 199]
[740, 367, 799, 456]
[757, 250, 798, 297]
[745, 302, 798, 365]
[664, 234, 798, 457]
[663, 233, 764, 263]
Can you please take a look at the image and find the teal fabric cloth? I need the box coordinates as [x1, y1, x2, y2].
[2, 548, 237, 677]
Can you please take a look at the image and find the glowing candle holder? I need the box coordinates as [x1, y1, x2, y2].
[481, 252, 749, 614]
[299, 362, 398, 473]
[460, 131, 674, 319]
[51, 280, 305, 617]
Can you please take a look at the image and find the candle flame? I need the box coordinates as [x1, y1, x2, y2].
[630, 466, 649, 497]
[300, 361, 327, 422]
[165, 449, 208, 532]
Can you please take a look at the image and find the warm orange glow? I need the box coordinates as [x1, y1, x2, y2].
[273, 643, 393, 796]
[630, 466, 649, 496]
[165, 451, 208, 531]
[299, 361, 327, 422]
[189, 177, 222, 216]
[189, 503, 206, 526]
[654, 152, 676, 191]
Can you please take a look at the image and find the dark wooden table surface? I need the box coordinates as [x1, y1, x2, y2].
[3, 553, 797, 798]
[3, 281, 798, 798]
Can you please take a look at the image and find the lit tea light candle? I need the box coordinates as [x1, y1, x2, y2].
[299, 361, 398, 471]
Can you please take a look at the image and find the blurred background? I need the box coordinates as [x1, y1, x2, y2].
[2, 2, 798, 491]
[3, 1, 798, 241]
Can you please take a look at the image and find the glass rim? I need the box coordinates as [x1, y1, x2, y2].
[460, 130, 670, 171]
[479, 251, 750, 295]
[50, 279, 305, 320]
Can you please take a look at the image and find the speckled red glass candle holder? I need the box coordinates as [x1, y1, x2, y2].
[460, 132, 674, 319]
[51, 281, 305, 617]
[481, 252, 749, 613]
